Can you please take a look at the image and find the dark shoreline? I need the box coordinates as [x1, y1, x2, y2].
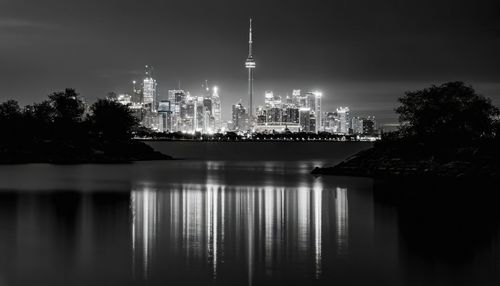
[140, 138, 378, 143]
[311, 144, 500, 181]
[0, 140, 172, 165]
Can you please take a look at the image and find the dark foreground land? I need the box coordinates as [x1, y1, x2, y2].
[313, 82, 500, 181]
[0, 89, 171, 164]
[0, 140, 171, 164]
[311, 138, 500, 180]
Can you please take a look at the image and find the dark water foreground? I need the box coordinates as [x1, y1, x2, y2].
[0, 142, 499, 286]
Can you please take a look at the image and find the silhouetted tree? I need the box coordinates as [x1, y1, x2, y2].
[0, 100, 23, 146]
[48, 88, 87, 140]
[396, 82, 499, 145]
[23, 100, 56, 140]
[0, 100, 22, 120]
[48, 88, 85, 123]
[87, 99, 138, 141]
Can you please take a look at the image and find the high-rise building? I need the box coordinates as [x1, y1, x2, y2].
[167, 90, 186, 132]
[143, 65, 157, 111]
[131, 80, 142, 103]
[305, 91, 322, 132]
[299, 107, 311, 132]
[212, 86, 222, 132]
[337, 107, 350, 134]
[322, 111, 340, 133]
[245, 19, 256, 121]
[232, 102, 249, 131]
[313, 91, 322, 132]
[195, 96, 209, 133]
[158, 100, 171, 132]
[351, 116, 364, 134]
[362, 116, 376, 135]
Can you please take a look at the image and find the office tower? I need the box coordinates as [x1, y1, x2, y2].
[351, 116, 364, 134]
[245, 19, 256, 120]
[283, 107, 300, 124]
[313, 91, 322, 132]
[337, 107, 350, 134]
[362, 116, 376, 135]
[183, 94, 196, 133]
[195, 96, 207, 132]
[212, 86, 222, 132]
[256, 106, 266, 125]
[305, 91, 322, 133]
[131, 80, 142, 103]
[158, 100, 171, 132]
[299, 108, 311, 132]
[143, 65, 157, 111]
[322, 111, 340, 133]
[168, 90, 186, 132]
[232, 102, 249, 131]
[309, 114, 316, 133]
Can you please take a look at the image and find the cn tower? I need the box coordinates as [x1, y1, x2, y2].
[245, 18, 256, 119]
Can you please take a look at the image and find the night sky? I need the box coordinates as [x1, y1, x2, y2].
[1, 0, 499, 125]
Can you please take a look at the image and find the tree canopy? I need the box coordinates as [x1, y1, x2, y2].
[87, 99, 138, 141]
[0, 89, 139, 148]
[396, 82, 499, 144]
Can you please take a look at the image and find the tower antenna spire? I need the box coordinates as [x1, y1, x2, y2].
[245, 18, 256, 120]
[248, 18, 253, 57]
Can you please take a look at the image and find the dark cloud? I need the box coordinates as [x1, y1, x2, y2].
[0, 0, 499, 124]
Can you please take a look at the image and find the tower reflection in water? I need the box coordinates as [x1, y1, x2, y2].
[130, 182, 349, 282]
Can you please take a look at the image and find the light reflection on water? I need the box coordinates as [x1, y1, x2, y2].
[130, 180, 339, 282]
[335, 187, 349, 255]
[1, 157, 499, 285]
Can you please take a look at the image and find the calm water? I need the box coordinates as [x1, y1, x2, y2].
[0, 142, 499, 286]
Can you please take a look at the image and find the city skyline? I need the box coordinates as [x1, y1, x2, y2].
[1, 0, 499, 126]
[118, 64, 380, 136]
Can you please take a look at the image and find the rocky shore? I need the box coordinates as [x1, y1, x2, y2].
[312, 141, 500, 180]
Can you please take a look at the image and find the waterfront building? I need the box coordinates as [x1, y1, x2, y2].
[254, 89, 319, 133]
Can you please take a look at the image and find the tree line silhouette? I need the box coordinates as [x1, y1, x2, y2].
[0, 89, 168, 163]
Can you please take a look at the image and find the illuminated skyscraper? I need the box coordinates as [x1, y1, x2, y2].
[337, 107, 350, 134]
[232, 102, 249, 131]
[351, 116, 363, 134]
[299, 107, 311, 132]
[212, 86, 222, 131]
[143, 65, 157, 111]
[245, 18, 256, 120]
[305, 91, 322, 133]
[158, 100, 171, 132]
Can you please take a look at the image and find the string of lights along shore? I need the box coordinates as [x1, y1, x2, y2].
[110, 19, 377, 137]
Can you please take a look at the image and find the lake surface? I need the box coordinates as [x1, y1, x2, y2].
[0, 142, 499, 286]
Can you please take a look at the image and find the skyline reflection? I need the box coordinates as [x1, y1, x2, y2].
[130, 181, 348, 281]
